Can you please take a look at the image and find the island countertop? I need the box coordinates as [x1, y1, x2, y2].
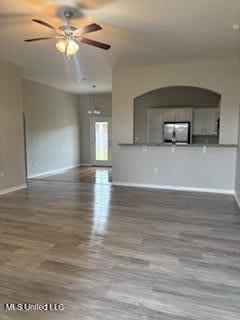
[118, 143, 237, 148]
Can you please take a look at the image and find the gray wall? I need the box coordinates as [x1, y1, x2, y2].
[0, 61, 26, 192]
[115, 146, 236, 192]
[23, 80, 81, 177]
[78, 93, 112, 164]
[235, 105, 240, 203]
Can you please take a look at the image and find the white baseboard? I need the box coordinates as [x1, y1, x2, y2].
[234, 192, 240, 208]
[0, 184, 27, 196]
[80, 163, 92, 167]
[112, 181, 234, 195]
[27, 163, 81, 179]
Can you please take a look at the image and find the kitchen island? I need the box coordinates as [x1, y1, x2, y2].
[119, 143, 237, 148]
[112, 143, 237, 194]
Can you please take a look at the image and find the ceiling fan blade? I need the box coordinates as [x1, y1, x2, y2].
[24, 37, 56, 42]
[80, 38, 111, 50]
[76, 23, 102, 35]
[32, 19, 56, 30]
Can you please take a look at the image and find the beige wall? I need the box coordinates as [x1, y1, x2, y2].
[112, 57, 240, 192]
[78, 93, 112, 164]
[0, 61, 26, 192]
[23, 80, 81, 177]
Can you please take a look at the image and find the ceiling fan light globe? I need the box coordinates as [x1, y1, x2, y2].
[67, 39, 79, 56]
[56, 39, 66, 53]
[56, 39, 79, 56]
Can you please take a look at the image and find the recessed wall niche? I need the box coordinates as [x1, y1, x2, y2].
[134, 86, 221, 144]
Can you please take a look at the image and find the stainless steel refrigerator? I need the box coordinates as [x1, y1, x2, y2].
[163, 122, 191, 144]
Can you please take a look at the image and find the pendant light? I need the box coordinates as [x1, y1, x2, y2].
[88, 85, 101, 115]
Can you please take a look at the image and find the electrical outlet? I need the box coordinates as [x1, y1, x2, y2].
[154, 168, 158, 174]
[65, 155, 70, 161]
[0, 171, 4, 179]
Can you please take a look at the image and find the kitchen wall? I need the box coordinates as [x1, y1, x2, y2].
[23, 80, 81, 178]
[78, 93, 112, 164]
[112, 57, 240, 192]
[0, 61, 26, 194]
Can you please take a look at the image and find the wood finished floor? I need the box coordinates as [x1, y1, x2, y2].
[32, 166, 112, 184]
[0, 180, 240, 319]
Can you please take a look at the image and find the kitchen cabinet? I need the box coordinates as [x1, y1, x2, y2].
[193, 108, 219, 136]
[163, 108, 193, 122]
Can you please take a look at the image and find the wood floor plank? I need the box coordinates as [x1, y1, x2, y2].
[0, 179, 239, 319]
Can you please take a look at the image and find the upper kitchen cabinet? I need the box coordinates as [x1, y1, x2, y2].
[163, 107, 193, 122]
[193, 108, 219, 136]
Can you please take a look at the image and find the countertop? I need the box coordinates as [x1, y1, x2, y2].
[119, 143, 237, 148]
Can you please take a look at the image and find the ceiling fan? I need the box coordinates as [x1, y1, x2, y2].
[24, 10, 111, 58]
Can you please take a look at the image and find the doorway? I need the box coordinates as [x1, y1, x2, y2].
[91, 117, 112, 166]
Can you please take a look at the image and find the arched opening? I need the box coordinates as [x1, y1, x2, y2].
[134, 86, 221, 144]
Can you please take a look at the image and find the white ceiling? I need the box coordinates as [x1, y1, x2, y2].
[0, 0, 240, 93]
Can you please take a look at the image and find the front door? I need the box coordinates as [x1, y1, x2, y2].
[91, 117, 112, 166]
